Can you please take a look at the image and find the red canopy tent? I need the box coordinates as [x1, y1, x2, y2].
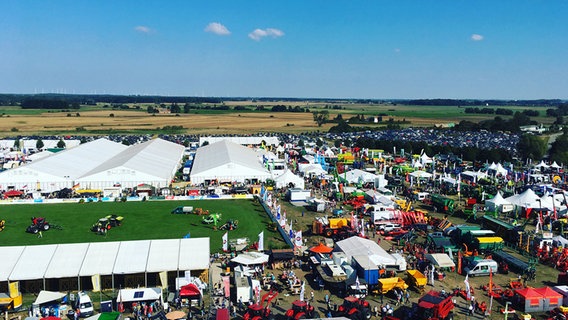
[308, 243, 333, 254]
[179, 284, 201, 298]
[515, 287, 543, 312]
[4, 190, 23, 197]
[534, 287, 563, 311]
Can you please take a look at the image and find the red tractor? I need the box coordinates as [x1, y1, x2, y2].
[335, 296, 372, 320]
[416, 290, 455, 320]
[284, 300, 319, 320]
[243, 290, 278, 320]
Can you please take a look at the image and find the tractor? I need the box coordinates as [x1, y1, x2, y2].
[335, 296, 372, 320]
[91, 215, 123, 234]
[243, 290, 278, 320]
[219, 219, 238, 230]
[284, 300, 319, 320]
[202, 213, 222, 225]
[26, 217, 50, 234]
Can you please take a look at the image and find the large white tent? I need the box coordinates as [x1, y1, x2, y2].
[0, 238, 210, 290]
[335, 236, 396, 266]
[0, 138, 185, 192]
[77, 138, 184, 190]
[0, 139, 127, 191]
[199, 136, 279, 146]
[190, 140, 271, 184]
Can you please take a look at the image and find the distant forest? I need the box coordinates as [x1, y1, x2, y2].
[0, 93, 565, 108]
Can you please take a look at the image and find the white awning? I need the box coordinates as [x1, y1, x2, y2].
[179, 238, 210, 270]
[79, 242, 121, 276]
[113, 240, 151, 274]
[9, 245, 58, 281]
[44, 243, 90, 278]
[0, 246, 25, 281]
[231, 252, 269, 266]
[33, 290, 66, 305]
[425, 253, 455, 268]
[146, 239, 181, 273]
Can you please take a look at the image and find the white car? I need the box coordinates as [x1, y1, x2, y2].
[378, 223, 402, 232]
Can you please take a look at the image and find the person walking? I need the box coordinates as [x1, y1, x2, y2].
[38, 230, 43, 238]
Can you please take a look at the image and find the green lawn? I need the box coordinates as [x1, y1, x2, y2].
[0, 199, 286, 252]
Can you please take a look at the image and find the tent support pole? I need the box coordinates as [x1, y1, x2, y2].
[145, 272, 147, 287]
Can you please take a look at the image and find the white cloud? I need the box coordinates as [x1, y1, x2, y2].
[248, 28, 285, 41]
[205, 22, 231, 36]
[134, 26, 153, 34]
[471, 34, 484, 41]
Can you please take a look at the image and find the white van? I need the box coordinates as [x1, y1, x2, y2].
[464, 259, 498, 277]
[75, 292, 94, 317]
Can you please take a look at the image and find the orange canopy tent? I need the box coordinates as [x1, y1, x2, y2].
[309, 243, 333, 254]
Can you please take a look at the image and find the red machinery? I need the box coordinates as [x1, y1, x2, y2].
[284, 300, 319, 320]
[417, 290, 455, 320]
[335, 296, 372, 320]
[242, 290, 278, 320]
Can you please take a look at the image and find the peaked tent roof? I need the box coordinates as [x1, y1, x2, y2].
[309, 243, 333, 254]
[273, 169, 305, 189]
[506, 188, 540, 207]
[344, 169, 378, 184]
[190, 140, 271, 184]
[516, 287, 542, 299]
[534, 286, 563, 298]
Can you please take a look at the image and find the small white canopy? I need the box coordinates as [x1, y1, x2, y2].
[33, 291, 66, 305]
[273, 169, 305, 189]
[231, 252, 269, 266]
[410, 170, 432, 179]
[551, 161, 562, 169]
[420, 153, 433, 164]
[485, 192, 513, 212]
[298, 163, 326, 176]
[535, 160, 550, 170]
[425, 253, 455, 268]
[344, 169, 378, 184]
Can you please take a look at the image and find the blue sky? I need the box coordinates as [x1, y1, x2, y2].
[1, 1, 567, 99]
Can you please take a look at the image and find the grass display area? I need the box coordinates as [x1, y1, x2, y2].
[0, 199, 285, 252]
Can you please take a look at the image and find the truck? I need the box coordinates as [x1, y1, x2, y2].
[312, 217, 352, 238]
[366, 204, 395, 223]
[171, 206, 194, 214]
[430, 194, 455, 214]
[416, 290, 455, 320]
[376, 277, 408, 295]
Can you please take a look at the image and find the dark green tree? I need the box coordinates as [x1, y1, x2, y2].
[312, 110, 329, 127]
[549, 130, 568, 164]
[57, 138, 66, 149]
[36, 138, 44, 150]
[517, 134, 546, 161]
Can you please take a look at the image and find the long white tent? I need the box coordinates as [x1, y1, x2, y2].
[190, 140, 271, 184]
[0, 238, 210, 286]
[0, 138, 185, 192]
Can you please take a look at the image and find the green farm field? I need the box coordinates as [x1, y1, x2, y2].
[0, 199, 286, 251]
[0, 101, 556, 136]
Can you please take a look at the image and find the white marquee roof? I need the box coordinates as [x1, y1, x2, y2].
[1, 238, 210, 282]
[190, 140, 271, 184]
[199, 136, 279, 146]
[0, 138, 185, 191]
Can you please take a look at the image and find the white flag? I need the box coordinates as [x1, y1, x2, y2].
[258, 231, 264, 251]
[299, 280, 305, 301]
[294, 230, 303, 247]
[464, 274, 471, 300]
[222, 232, 228, 252]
